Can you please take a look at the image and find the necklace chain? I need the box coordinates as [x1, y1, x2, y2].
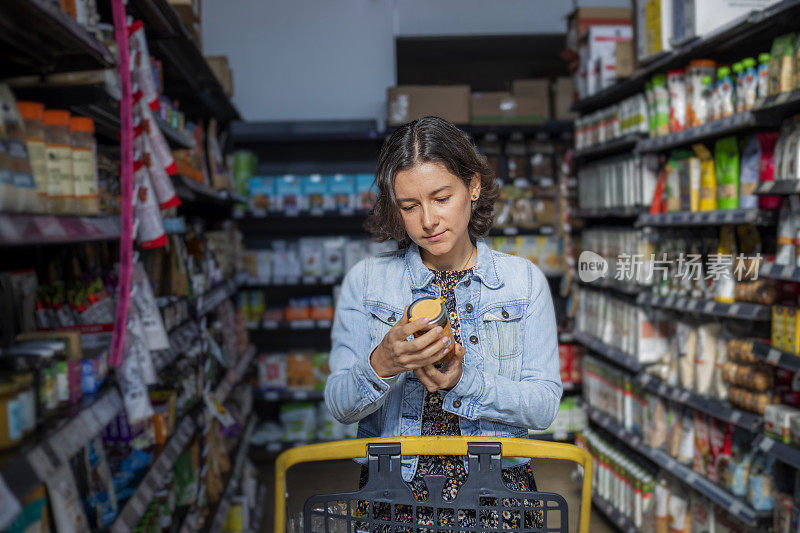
[461, 246, 475, 271]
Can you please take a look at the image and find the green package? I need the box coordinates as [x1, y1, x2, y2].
[714, 137, 740, 210]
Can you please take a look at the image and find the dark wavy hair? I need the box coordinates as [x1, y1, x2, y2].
[365, 116, 499, 248]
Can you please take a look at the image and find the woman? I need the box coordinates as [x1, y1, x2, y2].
[324, 116, 562, 530]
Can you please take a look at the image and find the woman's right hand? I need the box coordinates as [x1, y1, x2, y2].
[369, 307, 452, 378]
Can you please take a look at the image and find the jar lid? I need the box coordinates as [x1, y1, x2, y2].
[758, 52, 771, 62]
[43, 110, 70, 126]
[69, 116, 95, 133]
[17, 101, 44, 120]
[718, 66, 731, 78]
[407, 296, 447, 326]
[689, 59, 715, 68]
[742, 57, 756, 68]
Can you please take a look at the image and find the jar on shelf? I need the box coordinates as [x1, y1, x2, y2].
[43, 110, 74, 215]
[17, 101, 48, 212]
[69, 116, 100, 215]
[0, 379, 22, 450]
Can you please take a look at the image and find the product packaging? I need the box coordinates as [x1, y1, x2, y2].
[714, 136, 740, 210]
[667, 69, 687, 133]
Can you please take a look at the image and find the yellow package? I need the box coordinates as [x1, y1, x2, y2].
[688, 157, 701, 212]
[693, 144, 717, 211]
[773, 306, 787, 352]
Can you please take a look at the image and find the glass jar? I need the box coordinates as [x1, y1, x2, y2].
[17, 101, 48, 212]
[407, 296, 455, 364]
[69, 116, 99, 215]
[0, 379, 22, 450]
[43, 110, 73, 214]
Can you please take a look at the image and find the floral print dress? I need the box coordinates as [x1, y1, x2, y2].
[356, 268, 543, 531]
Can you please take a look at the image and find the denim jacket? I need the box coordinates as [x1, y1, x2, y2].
[324, 238, 562, 480]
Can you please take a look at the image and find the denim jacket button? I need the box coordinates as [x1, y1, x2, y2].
[502, 310, 509, 319]
[372, 382, 382, 391]
[465, 303, 473, 313]
[388, 316, 396, 323]
[452, 399, 462, 408]
[469, 335, 478, 344]
[464, 279, 471, 287]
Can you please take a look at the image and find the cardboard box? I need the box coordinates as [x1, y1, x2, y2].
[566, 7, 632, 52]
[206, 55, 234, 97]
[386, 85, 470, 126]
[673, 0, 779, 43]
[554, 77, 577, 119]
[470, 91, 548, 125]
[615, 40, 634, 78]
[511, 79, 549, 99]
[168, 0, 201, 23]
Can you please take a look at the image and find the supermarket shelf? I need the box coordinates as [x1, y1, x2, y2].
[174, 174, 240, 206]
[214, 345, 256, 404]
[754, 434, 800, 470]
[196, 279, 238, 317]
[489, 225, 557, 236]
[205, 417, 257, 533]
[237, 211, 369, 238]
[578, 278, 642, 296]
[573, 134, 644, 163]
[0, 214, 121, 246]
[127, 0, 240, 121]
[151, 320, 201, 372]
[0, 387, 123, 502]
[0, 0, 115, 75]
[759, 261, 800, 282]
[636, 374, 762, 433]
[572, 331, 642, 373]
[583, 402, 770, 527]
[155, 117, 195, 149]
[260, 389, 324, 403]
[636, 292, 772, 321]
[592, 493, 638, 533]
[571, 0, 800, 114]
[636, 112, 777, 153]
[111, 412, 199, 532]
[751, 341, 800, 373]
[575, 206, 645, 219]
[248, 319, 333, 331]
[459, 121, 574, 138]
[241, 274, 343, 288]
[755, 179, 800, 195]
[636, 209, 777, 227]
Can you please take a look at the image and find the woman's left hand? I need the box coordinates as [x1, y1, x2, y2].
[413, 341, 465, 393]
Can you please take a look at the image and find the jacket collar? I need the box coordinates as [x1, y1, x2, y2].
[405, 238, 502, 290]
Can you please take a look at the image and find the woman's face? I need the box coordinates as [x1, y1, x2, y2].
[393, 162, 479, 257]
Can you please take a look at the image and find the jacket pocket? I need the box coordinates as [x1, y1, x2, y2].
[479, 303, 524, 379]
[364, 302, 404, 347]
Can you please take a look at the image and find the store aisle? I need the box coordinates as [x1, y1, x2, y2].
[258, 455, 616, 532]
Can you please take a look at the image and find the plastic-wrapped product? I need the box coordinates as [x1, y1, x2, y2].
[693, 144, 717, 211]
[280, 403, 317, 441]
[667, 405, 683, 458]
[716, 67, 735, 119]
[714, 227, 737, 303]
[732, 62, 744, 114]
[693, 413, 711, 476]
[758, 52, 771, 98]
[776, 196, 798, 265]
[689, 492, 714, 533]
[136, 128, 179, 209]
[715, 136, 740, 210]
[687, 60, 715, 127]
[128, 21, 160, 110]
[652, 74, 670, 136]
[695, 323, 722, 394]
[668, 69, 687, 133]
[713, 334, 729, 400]
[740, 135, 761, 209]
[133, 161, 167, 249]
[677, 413, 695, 465]
[667, 481, 691, 532]
[655, 477, 670, 533]
[755, 132, 781, 210]
[677, 321, 696, 391]
[741, 58, 758, 111]
[137, 99, 177, 176]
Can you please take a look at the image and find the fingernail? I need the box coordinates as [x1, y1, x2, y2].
[419, 317, 429, 324]
[442, 337, 451, 346]
[443, 347, 450, 354]
[436, 326, 443, 334]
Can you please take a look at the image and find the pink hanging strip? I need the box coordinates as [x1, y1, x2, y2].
[109, 0, 135, 367]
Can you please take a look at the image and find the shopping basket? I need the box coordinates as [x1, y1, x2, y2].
[274, 436, 593, 533]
